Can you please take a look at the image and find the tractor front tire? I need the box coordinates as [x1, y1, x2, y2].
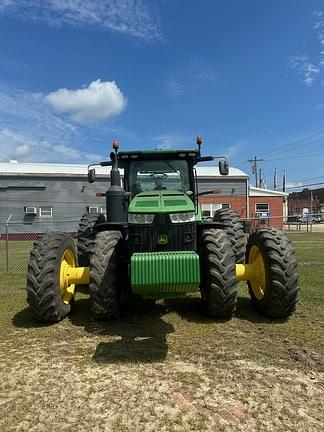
[89, 230, 124, 320]
[213, 208, 246, 263]
[200, 228, 237, 319]
[77, 212, 105, 267]
[246, 228, 299, 318]
[27, 232, 77, 323]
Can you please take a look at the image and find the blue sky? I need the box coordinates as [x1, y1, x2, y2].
[1, 0, 324, 190]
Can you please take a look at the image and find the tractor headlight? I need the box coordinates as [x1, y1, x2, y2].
[128, 213, 155, 224]
[169, 211, 195, 223]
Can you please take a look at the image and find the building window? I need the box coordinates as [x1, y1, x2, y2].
[255, 203, 270, 217]
[100, 207, 106, 214]
[202, 204, 212, 217]
[221, 203, 230, 209]
[201, 203, 230, 217]
[39, 206, 53, 217]
[87, 206, 98, 214]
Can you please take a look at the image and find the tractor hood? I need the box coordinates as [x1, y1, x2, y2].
[128, 190, 194, 214]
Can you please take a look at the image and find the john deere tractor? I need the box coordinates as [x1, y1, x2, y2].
[26, 138, 299, 322]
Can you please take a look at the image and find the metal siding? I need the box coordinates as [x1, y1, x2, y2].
[0, 176, 110, 231]
[198, 178, 247, 196]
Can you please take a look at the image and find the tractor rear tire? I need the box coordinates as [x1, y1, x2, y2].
[26, 232, 77, 323]
[89, 230, 124, 320]
[200, 228, 237, 319]
[213, 208, 246, 263]
[246, 228, 299, 318]
[77, 212, 105, 267]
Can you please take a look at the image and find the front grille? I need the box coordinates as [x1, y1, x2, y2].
[128, 215, 196, 253]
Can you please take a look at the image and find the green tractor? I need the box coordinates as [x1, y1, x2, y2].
[26, 138, 299, 322]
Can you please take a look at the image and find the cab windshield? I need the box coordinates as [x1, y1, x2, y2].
[129, 160, 190, 196]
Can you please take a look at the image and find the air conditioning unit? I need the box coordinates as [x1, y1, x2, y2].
[86, 206, 98, 214]
[24, 206, 37, 215]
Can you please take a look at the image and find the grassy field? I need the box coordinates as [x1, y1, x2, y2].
[0, 232, 323, 431]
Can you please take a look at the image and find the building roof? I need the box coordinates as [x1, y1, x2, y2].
[250, 186, 288, 197]
[0, 161, 248, 178]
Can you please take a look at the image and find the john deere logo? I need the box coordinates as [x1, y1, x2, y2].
[158, 234, 168, 245]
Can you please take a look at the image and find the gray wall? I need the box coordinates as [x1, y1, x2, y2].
[198, 178, 247, 196]
[0, 175, 110, 232]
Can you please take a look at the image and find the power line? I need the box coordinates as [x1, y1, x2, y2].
[232, 132, 324, 167]
[289, 175, 324, 183]
[234, 150, 324, 167]
[263, 151, 324, 162]
[258, 131, 324, 158]
[286, 181, 324, 190]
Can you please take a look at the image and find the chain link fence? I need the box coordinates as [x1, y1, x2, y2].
[0, 220, 78, 273]
[1, 216, 322, 273]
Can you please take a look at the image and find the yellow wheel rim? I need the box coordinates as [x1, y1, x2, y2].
[248, 245, 266, 300]
[59, 249, 76, 304]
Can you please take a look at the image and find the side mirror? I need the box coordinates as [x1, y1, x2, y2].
[219, 159, 229, 176]
[88, 168, 96, 183]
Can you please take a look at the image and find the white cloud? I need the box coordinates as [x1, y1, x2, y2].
[151, 132, 191, 149]
[165, 56, 218, 98]
[286, 181, 304, 190]
[290, 9, 324, 86]
[0, 82, 77, 141]
[45, 79, 127, 123]
[165, 78, 185, 98]
[224, 143, 242, 159]
[15, 143, 30, 157]
[0, 83, 106, 163]
[0, 128, 103, 163]
[289, 55, 320, 86]
[0, 0, 162, 41]
[0, 128, 38, 161]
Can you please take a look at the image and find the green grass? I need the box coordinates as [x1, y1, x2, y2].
[287, 232, 324, 262]
[1, 233, 324, 361]
[0, 232, 323, 431]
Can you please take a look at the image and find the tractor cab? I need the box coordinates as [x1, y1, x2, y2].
[125, 157, 192, 197]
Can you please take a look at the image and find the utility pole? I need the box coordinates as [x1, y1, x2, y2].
[273, 168, 277, 190]
[283, 170, 286, 192]
[248, 156, 263, 187]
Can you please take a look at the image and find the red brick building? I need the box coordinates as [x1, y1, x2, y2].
[197, 166, 288, 229]
[288, 188, 322, 216]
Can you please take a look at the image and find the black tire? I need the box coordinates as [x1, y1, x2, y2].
[77, 212, 105, 267]
[26, 232, 77, 323]
[246, 228, 299, 318]
[89, 230, 125, 320]
[200, 228, 237, 319]
[213, 208, 246, 263]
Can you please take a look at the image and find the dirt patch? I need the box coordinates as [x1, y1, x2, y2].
[287, 347, 324, 370]
[1, 322, 323, 432]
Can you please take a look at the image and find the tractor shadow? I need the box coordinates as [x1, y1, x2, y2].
[164, 296, 217, 323]
[70, 297, 175, 364]
[163, 295, 286, 324]
[12, 307, 51, 328]
[235, 296, 287, 324]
